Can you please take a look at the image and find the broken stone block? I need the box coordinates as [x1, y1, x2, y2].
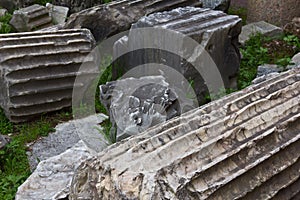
[0, 29, 96, 122]
[99, 76, 195, 141]
[239, 21, 283, 45]
[113, 7, 242, 104]
[26, 113, 107, 171]
[9, 4, 53, 32]
[46, 3, 69, 25]
[64, 0, 203, 42]
[247, 0, 300, 27]
[16, 141, 91, 200]
[0, 8, 8, 17]
[16, 114, 107, 200]
[69, 67, 300, 199]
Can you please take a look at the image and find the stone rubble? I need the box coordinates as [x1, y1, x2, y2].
[16, 114, 108, 200]
[9, 4, 53, 32]
[69, 67, 300, 199]
[0, 29, 96, 122]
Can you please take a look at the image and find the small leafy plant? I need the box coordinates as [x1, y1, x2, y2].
[0, 13, 13, 34]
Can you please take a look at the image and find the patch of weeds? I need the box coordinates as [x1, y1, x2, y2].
[0, 109, 14, 135]
[238, 33, 270, 89]
[95, 119, 116, 145]
[238, 33, 300, 89]
[0, 140, 30, 200]
[15, 119, 55, 145]
[228, 7, 247, 25]
[0, 13, 13, 34]
[0, 108, 73, 199]
[95, 56, 113, 114]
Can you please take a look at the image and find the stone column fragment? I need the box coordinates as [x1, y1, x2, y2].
[69, 67, 300, 200]
[0, 29, 96, 122]
[10, 4, 53, 32]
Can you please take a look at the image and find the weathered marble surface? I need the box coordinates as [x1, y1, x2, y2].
[16, 114, 108, 200]
[70, 67, 300, 199]
[9, 4, 53, 32]
[113, 7, 242, 104]
[99, 76, 196, 141]
[239, 21, 283, 45]
[0, 29, 95, 122]
[64, 0, 204, 41]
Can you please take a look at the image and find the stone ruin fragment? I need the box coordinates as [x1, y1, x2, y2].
[0, 29, 96, 122]
[69, 67, 300, 199]
[64, 0, 204, 41]
[99, 76, 196, 141]
[54, 0, 231, 14]
[9, 4, 53, 32]
[113, 7, 242, 104]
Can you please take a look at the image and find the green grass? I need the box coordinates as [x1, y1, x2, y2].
[0, 109, 72, 200]
[238, 33, 300, 89]
[0, 13, 13, 34]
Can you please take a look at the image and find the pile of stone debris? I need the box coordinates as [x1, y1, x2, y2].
[0, 0, 298, 199]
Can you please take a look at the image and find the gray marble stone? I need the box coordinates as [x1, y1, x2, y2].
[9, 4, 53, 32]
[239, 21, 283, 45]
[0, 29, 95, 122]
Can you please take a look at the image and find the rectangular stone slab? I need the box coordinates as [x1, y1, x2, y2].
[0, 29, 96, 122]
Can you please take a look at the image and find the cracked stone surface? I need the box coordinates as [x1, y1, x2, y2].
[0, 29, 95, 122]
[9, 4, 53, 32]
[70, 67, 300, 199]
[99, 76, 195, 141]
[16, 114, 108, 200]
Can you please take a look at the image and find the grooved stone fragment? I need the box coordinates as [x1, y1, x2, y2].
[64, 0, 204, 41]
[69, 67, 300, 200]
[9, 4, 53, 32]
[0, 29, 96, 122]
[113, 7, 242, 103]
